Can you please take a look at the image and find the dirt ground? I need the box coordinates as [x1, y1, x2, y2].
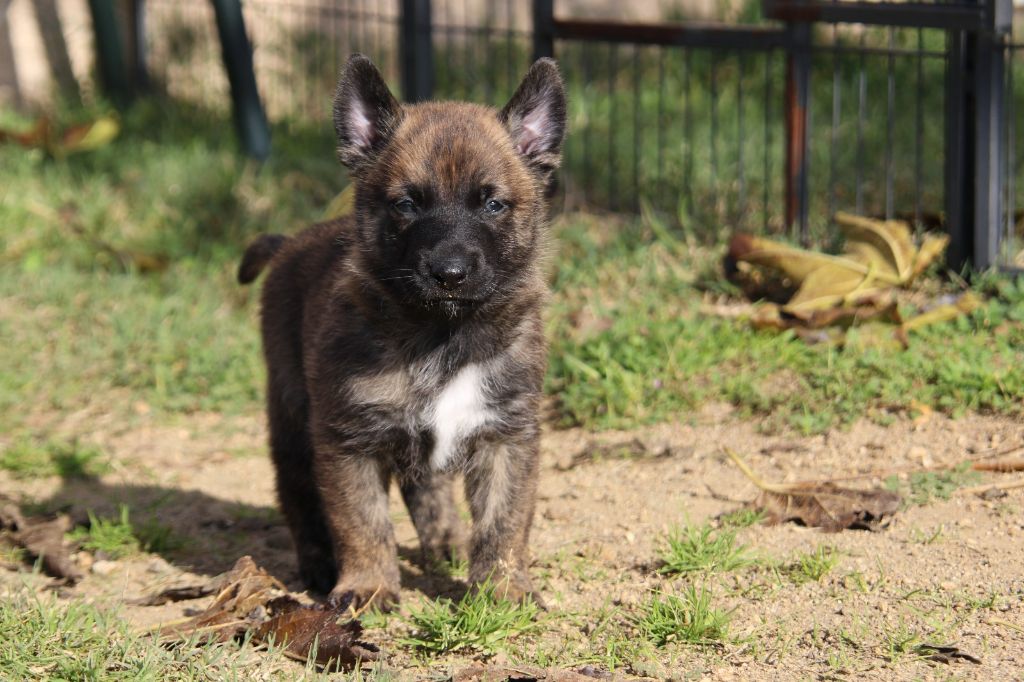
[3, 402, 1023, 680]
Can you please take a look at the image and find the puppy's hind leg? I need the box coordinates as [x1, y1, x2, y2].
[267, 388, 336, 594]
[401, 471, 468, 571]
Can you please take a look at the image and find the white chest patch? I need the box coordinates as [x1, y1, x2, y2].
[426, 363, 494, 471]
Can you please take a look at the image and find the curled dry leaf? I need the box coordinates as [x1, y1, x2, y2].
[725, 450, 902, 532]
[0, 498, 83, 582]
[0, 116, 120, 156]
[722, 213, 969, 349]
[149, 556, 379, 670]
[254, 599, 380, 669]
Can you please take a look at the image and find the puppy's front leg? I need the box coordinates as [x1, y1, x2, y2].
[465, 434, 541, 604]
[313, 445, 400, 609]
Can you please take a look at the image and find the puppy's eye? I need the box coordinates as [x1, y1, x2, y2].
[484, 198, 506, 214]
[393, 198, 417, 216]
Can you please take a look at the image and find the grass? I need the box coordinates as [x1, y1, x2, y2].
[546, 215, 1024, 433]
[785, 545, 840, 584]
[0, 439, 109, 479]
[633, 586, 730, 647]
[718, 508, 766, 529]
[66, 505, 182, 558]
[885, 462, 983, 506]
[657, 523, 753, 576]
[68, 506, 140, 558]
[2, 101, 1023, 438]
[0, 585, 315, 680]
[399, 582, 540, 655]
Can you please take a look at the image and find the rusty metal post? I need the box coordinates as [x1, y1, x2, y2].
[784, 20, 811, 243]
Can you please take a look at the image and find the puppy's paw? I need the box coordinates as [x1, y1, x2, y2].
[328, 573, 400, 612]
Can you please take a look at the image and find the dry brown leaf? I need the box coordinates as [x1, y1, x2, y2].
[0, 499, 82, 582]
[0, 116, 119, 156]
[148, 556, 379, 670]
[750, 483, 902, 531]
[254, 600, 379, 669]
[725, 214, 956, 347]
[726, 450, 902, 532]
[834, 212, 916, 281]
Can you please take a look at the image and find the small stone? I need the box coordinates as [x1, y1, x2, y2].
[91, 560, 119, 576]
[147, 557, 173, 574]
[909, 446, 931, 466]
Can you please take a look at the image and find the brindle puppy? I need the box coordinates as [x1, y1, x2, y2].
[238, 54, 566, 609]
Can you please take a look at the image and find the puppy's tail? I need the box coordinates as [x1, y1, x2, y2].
[238, 234, 288, 284]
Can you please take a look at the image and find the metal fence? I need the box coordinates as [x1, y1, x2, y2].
[133, 0, 1023, 270]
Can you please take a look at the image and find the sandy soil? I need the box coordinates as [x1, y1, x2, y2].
[3, 404, 1023, 680]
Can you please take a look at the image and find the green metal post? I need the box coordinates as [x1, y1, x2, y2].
[211, 0, 271, 160]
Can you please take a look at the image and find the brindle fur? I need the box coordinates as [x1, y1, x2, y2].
[239, 55, 566, 609]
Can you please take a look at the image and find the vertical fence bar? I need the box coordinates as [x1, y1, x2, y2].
[973, 17, 1007, 269]
[131, 0, 149, 91]
[764, 51, 772, 233]
[1006, 46, 1016, 261]
[532, 0, 554, 61]
[87, 0, 131, 105]
[829, 25, 839, 225]
[944, 29, 972, 270]
[401, 0, 433, 102]
[632, 46, 641, 213]
[914, 28, 924, 232]
[211, 0, 271, 159]
[885, 27, 896, 220]
[785, 21, 811, 243]
[855, 33, 867, 216]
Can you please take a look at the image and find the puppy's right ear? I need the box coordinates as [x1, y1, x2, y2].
[333, 54, 401, 172]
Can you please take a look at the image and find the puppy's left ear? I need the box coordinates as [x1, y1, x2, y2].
[499, 58, 566, 180]
[333, 54, 402, 173]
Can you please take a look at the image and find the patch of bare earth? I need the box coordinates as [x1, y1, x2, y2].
[3, 405, 1022, 680]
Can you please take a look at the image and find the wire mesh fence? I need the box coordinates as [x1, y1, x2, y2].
[138, 0, 1022, 268]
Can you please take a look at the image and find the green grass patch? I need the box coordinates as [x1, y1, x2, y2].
[3, 100, 1023, 437]
[69, 506, 139, 558]
[0, 439, 109, 479]
[658, 523, 753, 576]
[0, 587, 305, 679]
[400, 582, 540, 654]
[67, 505, 178, 558]
[718, 508, 766, 529]
[885, 462, 983, 506]
[785, 545, 840, 584]
[633, 586, 730, 647]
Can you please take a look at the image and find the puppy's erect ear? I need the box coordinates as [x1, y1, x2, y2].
[499, 58, 567, 179]
[333, 54, 402, 172]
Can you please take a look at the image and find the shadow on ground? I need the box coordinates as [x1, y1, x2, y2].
[36, 474, 466, 600]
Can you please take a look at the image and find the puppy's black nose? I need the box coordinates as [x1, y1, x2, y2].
[430, 257, 471, 289]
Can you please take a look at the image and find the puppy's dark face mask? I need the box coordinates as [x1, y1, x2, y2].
[333, 55, 566, 320]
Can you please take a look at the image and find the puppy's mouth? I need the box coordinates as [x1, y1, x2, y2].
[425, 295, 483, 317]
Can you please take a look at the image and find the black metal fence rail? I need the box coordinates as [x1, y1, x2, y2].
[132, 0, 1021, 269]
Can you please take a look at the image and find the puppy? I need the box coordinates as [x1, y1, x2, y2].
[238, 54, 566, 609]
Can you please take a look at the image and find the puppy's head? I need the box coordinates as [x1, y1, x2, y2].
[333, 54, 566, 319]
